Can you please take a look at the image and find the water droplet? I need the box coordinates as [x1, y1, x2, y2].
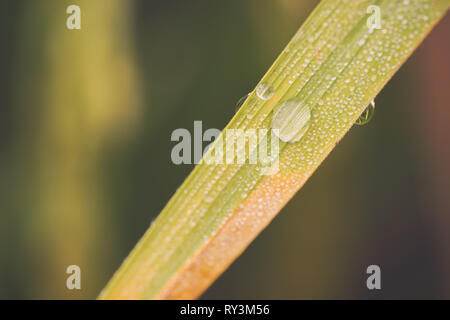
[204, 196, 214, 203]
[270, 99, 311, 143]
[256, 82, 274, 100]
[355, 100, 375, 125]
[235, 93, 250, 112]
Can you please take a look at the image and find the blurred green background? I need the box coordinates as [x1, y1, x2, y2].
[0, 0, 449, 299]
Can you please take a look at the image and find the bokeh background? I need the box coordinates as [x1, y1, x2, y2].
[0, 0, 449, 299]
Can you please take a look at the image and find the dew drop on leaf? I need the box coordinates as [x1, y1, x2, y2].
[270, 99, 311, 143]
[256, 82, 274, 100]
[355, 100, 375, 125]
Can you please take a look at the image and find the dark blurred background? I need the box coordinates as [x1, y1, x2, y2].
[0, 0, 449, 299]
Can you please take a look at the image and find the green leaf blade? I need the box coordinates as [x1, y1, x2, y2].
[99, 0, 449, 299]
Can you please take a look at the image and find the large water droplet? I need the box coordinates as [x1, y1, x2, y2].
[355, 100, 375, 125]
[235, 93, 250, 112]
[270, 99, 311, 143]
[256, 82, 274, 100]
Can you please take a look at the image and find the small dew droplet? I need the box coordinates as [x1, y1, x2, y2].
[256, 82, 274, 100]
[204, 196, 214, 203]
[355, 100, 375, 125]
[271, 99, 311, 143]
[235, 93, 250, 113]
